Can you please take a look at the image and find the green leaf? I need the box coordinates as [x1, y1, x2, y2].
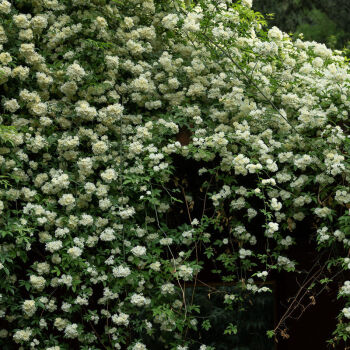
[224, 323, 237, 335]
[266, 330, 275, 338]
[202, 319, 211, 331]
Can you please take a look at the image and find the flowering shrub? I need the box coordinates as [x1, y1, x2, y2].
[0, 0, 350, 349]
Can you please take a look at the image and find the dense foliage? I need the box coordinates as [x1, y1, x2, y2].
[0, 0, 350, 349]
[254, 0, 350, 50]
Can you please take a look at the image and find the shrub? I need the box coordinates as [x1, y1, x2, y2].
[0, 0, 349, 349]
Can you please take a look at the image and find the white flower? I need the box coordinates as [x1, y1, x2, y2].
[57, 274, 73, 287]
[314, 207, 332, 218]
[159, 237, 173, 245]
[161, 283, 175, 295]
[79, 214, 94, 226]
[270, 198, 282, 211]
[0, 329, 8, 338]
[13, 14, 30, 29]
[130, 293, 150, 307]
[247, 208, 257, 219]
[131, 245, 146, 257]
[112, 265, 131, 277]
[92, 140, 108, 155]
[4, 99, 20, 112]
[75, 296, 88, 305]
[118, 207, 135, 219]
[101, 168, 118, 183]
[31, 15, 48, 30]
[162, 13, 179, 30]
[112, 312, 129, 326]
[183, 13, 202, 32]
[67, 246, 82, 259]
[343, 307, 350, 319]
[266, 222, 279, 238]
[277, 256, 295, 270]
[58, 194, 75, 207]
[45, 240, 63, 253]
[13, 328, 32, 343]
[64, 323, 79, 338]
[54, 318, 69, 331]
[0, 0, 11, 14]
[29, 275, 46, 291]
[178, 264, 193, 281]
[242, 0, 252, 8]
[31, 102, 47, 116]
[105, 55, 119, 69]
[339, 281, 350, 297]
[239, 248, 252, 259]
[268, 26, 283, 41]
[100, 227, 115, 241]
[132, 343, 147, 350]
[22, 300, 37, 317]
[67, 63, 86, 81]
[150, 261, 161, 271]
[61, 302, 71, 313]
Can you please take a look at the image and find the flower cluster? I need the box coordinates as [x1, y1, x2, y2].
[0, 0, 349, 349]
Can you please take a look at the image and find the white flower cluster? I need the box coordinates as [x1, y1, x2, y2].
[112, 265, 131, 278]
[131, 245, 146, 257]
[1, 0, 350, 347]
[13, 328, 32, 343]
[22, 300, 36, 317]
[339, 281, 350, 297]
[112, 312, 129, 326]
[266, 222, 279, 238]
[130, 293, 150, 307]
[177, 265, 194, 281]
[343, 307, 350, 319]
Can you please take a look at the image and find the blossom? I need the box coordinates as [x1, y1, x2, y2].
[150, 261, 161, 271]
[22, 300, 37, 317]
[0, 0, 11, 14]
[130, 293, 150, 307]
[2, 0, 350, 347]
[4, 99, 20, 112]
[112, 265, 131, 277]
[162, 13, 179, 30]
[64, 323, 78, 338]
[268, 26, 283, 41]
[100, 228, 115, 241]
[45, 240, 63, 253]
[67, 63, 86, 81]
[242, 0, 252, 8]
[132, 343, 147, 350]
[29, 275, 46, 291]
[112, 312, 129, 326]
[131, 245, 146, 257]
[161, 283, 175, 294]
[58, 194, 75, 207]
[101, 168, 118, 183]
[266, 222, 279, 238]
[343, 307, 350, 319]
[270, 198, 282, 211]
[178, 265, 193, 281]
[13, 328, 32, 343]
[183, 12, 202, 32]
[67, 246, 82, 259]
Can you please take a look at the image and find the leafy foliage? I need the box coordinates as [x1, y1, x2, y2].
[0, 0, 349, 349]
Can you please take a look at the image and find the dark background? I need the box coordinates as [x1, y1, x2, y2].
[253, 0, 350, 52]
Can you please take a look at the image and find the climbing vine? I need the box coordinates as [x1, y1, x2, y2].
[0, 0, 349, 349]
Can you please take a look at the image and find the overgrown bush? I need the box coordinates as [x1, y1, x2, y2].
[0, 0, 349, 349]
